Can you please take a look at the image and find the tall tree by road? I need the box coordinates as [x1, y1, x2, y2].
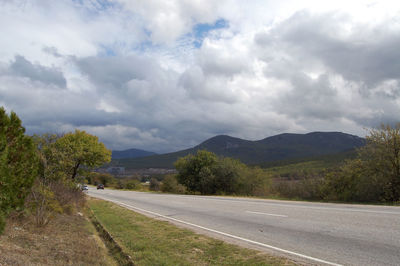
[55, 130, 111, 180]
[0, 107, 38, 233]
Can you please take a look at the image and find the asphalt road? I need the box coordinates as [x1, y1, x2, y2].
[88, 187, 400, 266]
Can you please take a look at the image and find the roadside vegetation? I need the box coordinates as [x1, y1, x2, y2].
[88, 198, 295, 266]
[264, 124, 400, 203]
[0, 107, 114, 264]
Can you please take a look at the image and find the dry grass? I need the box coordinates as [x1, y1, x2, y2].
[0, 211, 116, 266]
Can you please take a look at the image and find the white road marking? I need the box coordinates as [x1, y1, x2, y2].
[103, 197, 342, 266]
[246, 211, 288, 217]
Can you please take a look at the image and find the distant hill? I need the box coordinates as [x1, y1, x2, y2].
[112, 148, 157, 159]
[112, 132, 365, 169]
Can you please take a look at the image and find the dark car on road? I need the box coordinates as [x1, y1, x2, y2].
[97, 184, 104, 189]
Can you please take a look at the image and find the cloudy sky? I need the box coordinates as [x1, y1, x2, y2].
[1, 0, 400, 153]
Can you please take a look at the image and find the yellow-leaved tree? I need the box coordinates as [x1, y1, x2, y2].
[55, 130, 111, 180]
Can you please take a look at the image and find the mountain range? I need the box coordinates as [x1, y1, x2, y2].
[112, 132, 365, 169]
[112, 148, 157, 159]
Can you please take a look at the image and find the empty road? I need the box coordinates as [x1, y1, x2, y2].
[88, 188, 400, 265]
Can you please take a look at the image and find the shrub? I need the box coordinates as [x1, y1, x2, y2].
[25, 180, 63, 227]
[323, 159, 385, 203]
[237, 166, 272, 197]
[270, 176, 325, 200]
[125, 179, 142, 190]
[149, 178, 160, 191]
[161, 175, 187, 194]
[49, 180, 85, 214]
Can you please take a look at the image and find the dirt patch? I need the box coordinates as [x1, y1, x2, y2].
[0, 212, 115, 265]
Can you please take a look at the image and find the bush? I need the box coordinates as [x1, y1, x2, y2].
[125, 179, 142, 190]
[25, 179, 86, 226]
[149, 178, 160, 191]
[49, 180, 85, 214]
[161, 175, 187, 194]
[271, 176, 325, 200]
[323, 159, 385, 203]
[25, 180, 63, 227]
[237, 166, 272, 197]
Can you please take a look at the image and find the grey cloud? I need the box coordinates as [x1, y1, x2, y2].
[42, 46, 62, 58]
[179, 66, 206, 97]
[257, 11, 400, 87]
[0, 75, 117, 128]
[76, 55, 162, 89]
[198, 44, 248, 77]
[179, 66, 240, 104]
[7, 55, 67, 88]
[252, 11, 400, 129]
[274, 73, 343, 120]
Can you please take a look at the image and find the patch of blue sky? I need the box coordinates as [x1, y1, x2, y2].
[135, 40, 160, 53]
[192, 18, 229, 48]
[98, 44, 117, 57]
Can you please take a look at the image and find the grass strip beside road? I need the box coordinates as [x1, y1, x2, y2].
[88, 198, 295, 266]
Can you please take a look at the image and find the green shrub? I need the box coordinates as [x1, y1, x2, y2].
[161, 175, 187, 193]
[125, 179, 142, 190]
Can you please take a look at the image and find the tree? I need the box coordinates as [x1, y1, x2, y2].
[33, 133, 64, 181]
[174, 150, 218, 193]
[54, 130, 111, 180]
[359, 124, 400, 202]
[324, 123, 400, 203]
[0, 107, 38, 233]
[212, 157, 244, 194]
[86, 172, 115, 187]
[174, 150, 271, 196]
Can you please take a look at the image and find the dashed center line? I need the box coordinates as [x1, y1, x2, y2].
[246, 211, 288, 217]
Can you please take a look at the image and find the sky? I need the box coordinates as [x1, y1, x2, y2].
[1, 0, 400, 153]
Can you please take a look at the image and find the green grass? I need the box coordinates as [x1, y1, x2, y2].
[88, 198, 295, 266]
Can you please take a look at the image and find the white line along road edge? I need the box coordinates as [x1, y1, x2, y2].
[106, 198, 342, 266]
